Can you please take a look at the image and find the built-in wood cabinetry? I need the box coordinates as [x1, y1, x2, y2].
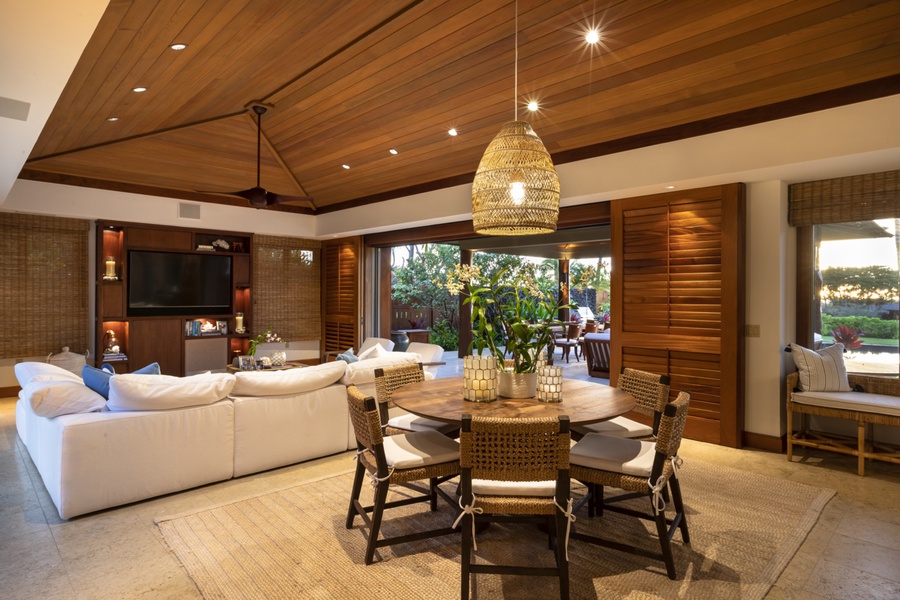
[95, 221, 252, 375]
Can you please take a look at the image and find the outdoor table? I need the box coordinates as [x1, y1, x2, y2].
[391, 376, 635, 426]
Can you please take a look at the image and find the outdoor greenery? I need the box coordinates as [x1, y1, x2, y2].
[443, 264, 569, 373]
[821, 314, 899, 340]
[821, 265, 899, 305]
[391, 245, 559, 351]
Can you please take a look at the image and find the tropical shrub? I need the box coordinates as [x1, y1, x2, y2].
[821, 314, 899, 340]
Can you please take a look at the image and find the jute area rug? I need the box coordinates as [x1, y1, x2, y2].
[156, 460, 834, 600]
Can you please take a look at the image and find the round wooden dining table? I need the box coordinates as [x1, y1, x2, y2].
[391, 376, 635, 425]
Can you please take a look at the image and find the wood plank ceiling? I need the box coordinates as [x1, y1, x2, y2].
[20, 0, 900, 214]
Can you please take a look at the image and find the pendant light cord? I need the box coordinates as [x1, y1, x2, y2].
[514, 0, 518, 120]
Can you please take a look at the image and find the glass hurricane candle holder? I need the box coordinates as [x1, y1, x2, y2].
[536, 365, 563, 403]
[463, 355, 498, 402]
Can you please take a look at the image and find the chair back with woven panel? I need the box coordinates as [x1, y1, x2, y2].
[374, 362, 424, 427]
[458, 415, 572, 600]
[618, 367, 671, 434]
[583, 321, 600, 334]
[346, 383, 384, 456]
[653, 390, 690, 474]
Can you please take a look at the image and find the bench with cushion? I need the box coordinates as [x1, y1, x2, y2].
[786, 370, 900, 476]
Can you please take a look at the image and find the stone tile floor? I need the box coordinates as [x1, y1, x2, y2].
[2, 353, 899, 599]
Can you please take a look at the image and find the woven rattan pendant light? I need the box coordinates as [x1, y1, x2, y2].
[472, 1, 559, 236]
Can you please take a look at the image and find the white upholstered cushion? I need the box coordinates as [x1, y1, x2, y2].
[339, 352, 419, 386]
[387, 412, 458, 434]
[791, 390, 900, 417]
[790, 343, 851, 392]
[107, 372, 235, 411]
[14, 362, 83, 386]
[573, 416, 653, 438]
[23, 380, 106, 418]
[472, 479, 556, 497]
[570, 433, 656, 477]
[357, 342, 387, 360]
[231, 361, 346, 396]
[382, 429, 459, 469]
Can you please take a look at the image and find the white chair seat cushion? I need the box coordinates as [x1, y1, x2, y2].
[791, 390, 900, 417]
[382, 429, 459, 469]
[574, 416, 653, 438]
[472, 479, 555, 497]
[387, 412, 457, 434]
[571, 433, 656, 477]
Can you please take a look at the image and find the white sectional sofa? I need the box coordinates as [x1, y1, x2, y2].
[15, 351, 422, 519]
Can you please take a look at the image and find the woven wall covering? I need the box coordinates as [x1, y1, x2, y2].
[252, 235, 322, 341]
[0, 213, 89, 359]
[788, 169, 900, 227]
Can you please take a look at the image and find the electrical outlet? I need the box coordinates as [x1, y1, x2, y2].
[745, 324, 760, 337]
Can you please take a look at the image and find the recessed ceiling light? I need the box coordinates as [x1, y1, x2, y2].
[448, 128, 458, 136]
[585, 29, 601, 44]
[169, 43, 187, 51]
[389, 148, 398, 155]
[665, 185, 676, 190]
[342, 164, 350, 169]
[106, 117, 119, 122]
[132, 87, 147, 93]
[527, 100, 539, 112]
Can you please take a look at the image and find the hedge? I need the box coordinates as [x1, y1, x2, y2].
[821, 314, 899, 340]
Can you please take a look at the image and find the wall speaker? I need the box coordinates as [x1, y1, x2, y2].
[178, 202, 201, 220]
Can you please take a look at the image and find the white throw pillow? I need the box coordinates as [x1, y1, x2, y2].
[357, 342, 387, 360]
[789, 342, 851, 392]
[107, 372, 236, 411]
[14, 362, 83, 386]
[231, 361, 346, 396]
[23, 380, 106, 418]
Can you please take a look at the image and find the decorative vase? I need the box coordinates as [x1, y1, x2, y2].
[270, 350, 286, 367]
[498, 370, 538, 399]
[390, 331, 410, 352]
[463, 355, 498, 402]
[536, 365, 563, 403]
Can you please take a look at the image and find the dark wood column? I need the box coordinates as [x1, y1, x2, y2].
[458, 249, 473, 358]
[558, 258, 570, 322]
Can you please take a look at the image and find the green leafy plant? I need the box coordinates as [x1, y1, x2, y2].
[248, 329, 282, 356]
[443, 264, 569, 373]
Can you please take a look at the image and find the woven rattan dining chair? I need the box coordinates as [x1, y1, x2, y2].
[572, 368, 670, 441]
[457, 415, 574, 600]
[373, 363, 459, 437]
[345, 385, 461, 565]
[570, 391, 691, 579]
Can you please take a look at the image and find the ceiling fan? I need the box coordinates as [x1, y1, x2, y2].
[210, 105, 314, 208]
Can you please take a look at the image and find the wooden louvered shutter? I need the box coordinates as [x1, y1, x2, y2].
[321, 237, 361, 358]
[611, 184, 745, 447]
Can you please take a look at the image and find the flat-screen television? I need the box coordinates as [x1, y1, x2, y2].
[128, 250, 232, 317]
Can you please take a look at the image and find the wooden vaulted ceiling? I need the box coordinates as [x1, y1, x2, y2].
[20, 0, 900, 215]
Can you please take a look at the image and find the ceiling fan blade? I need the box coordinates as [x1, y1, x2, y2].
[265, 191, 315, 206]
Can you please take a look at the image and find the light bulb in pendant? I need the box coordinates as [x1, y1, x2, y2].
[510, 181, 525, 205]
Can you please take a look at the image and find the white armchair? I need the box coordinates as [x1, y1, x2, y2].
[405, 342, 444, 377]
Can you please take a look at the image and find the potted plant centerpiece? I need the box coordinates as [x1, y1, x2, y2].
[444, 264, 571, 398]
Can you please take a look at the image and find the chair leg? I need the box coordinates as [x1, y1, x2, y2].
[670, 477, 690, 544]
[651, 496, 677, 580]
[429, 477, 438, 511]
[555, 511, 570, 600]
[786, 406, 794, 462]
[364, 481, 390, 565]
[345, 459, 366, 529]
[461, 513, 473, 599]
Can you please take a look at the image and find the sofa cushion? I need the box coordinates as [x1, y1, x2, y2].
[357, 342, 386, 360]
[339, 352, 420, 386]
[336, 348, 359, 363]
[789, 342, 851, 392]
[82, 362, 161, 399]
[231, 361, 346, 397]
[107, 372, 236, 411]
[791, 390, 900, 417]
[14, 362, 83, 386]
[23, 380, 107, 418]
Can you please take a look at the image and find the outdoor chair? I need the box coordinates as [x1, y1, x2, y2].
[404, 341, 445, 377]
[572, 368, 670, 440]
[581, 333, 610, 377]
[345, 385, 460, 565]
[554, 323, 583, 363]
[570, 391, 691, 579]
[457, 414, 574, 600]
[373, 363, 458, 437]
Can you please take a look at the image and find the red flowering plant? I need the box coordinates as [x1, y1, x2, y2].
[830, 325, 863, 350]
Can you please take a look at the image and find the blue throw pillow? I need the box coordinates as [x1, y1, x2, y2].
[82, 362, 161, 399]
[336, 348, 359, 364]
